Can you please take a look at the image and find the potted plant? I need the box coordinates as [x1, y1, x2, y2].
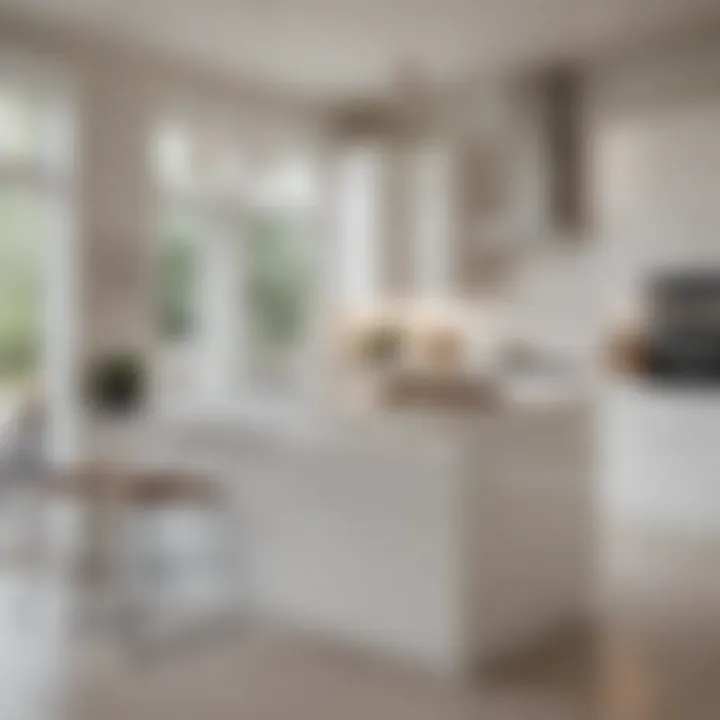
[85, 352, 147, 417]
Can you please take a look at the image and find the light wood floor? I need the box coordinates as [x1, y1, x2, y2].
[1, 492, 719, 720]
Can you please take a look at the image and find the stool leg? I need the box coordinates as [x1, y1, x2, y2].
[71, 497, 95, 638]
[115, 503, 142, 654]
[116, 505, 165, 657]
[215, 494, 244, 626]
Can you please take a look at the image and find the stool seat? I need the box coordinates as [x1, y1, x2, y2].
[124, 471, 223, 506]
[47, 463, 223, 506]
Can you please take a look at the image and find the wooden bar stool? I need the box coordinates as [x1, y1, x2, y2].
[120, 468, 241, 644]
[46, 462, 241, 652]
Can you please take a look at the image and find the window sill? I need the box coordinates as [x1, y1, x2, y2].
[155, 393, 316, 440]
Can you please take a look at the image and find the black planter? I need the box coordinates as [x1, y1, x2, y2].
[85, 353, 146, 417]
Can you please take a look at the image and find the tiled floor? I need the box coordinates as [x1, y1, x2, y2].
[1, 489, 720, 720]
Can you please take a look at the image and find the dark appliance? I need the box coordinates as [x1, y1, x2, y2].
[646, 271, 720, 382]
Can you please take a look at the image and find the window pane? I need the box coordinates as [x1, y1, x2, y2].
[157, 212, 199, 341]
[244, 210, 312, 392]
[155, 209, 206, 400]
[255, 154, 317, 209]
[153, 123, 195, 190]
[0, 188, 44, 387]
[0, 87, 69, 167]
[0, 90, 36, 159]
[153, 121, 248, 197]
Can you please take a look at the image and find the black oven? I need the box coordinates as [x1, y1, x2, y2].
[646, 272, 720, 381]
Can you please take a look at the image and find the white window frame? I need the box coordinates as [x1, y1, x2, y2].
[0, 59, 78, 463]
[153, 120, 321, 422]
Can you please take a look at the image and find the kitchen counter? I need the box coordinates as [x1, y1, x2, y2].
[226, 396, 593, 675]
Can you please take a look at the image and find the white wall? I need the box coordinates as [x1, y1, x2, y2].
[592, 37, 720, 538]
[490, 37, 720, 543]
[593, 95, 720, 310]
[505, 35, 720, 360]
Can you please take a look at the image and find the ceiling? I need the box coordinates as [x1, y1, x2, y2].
[2, 0, 720, 99]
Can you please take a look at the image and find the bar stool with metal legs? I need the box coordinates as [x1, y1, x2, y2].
[45, 463, 242, 654]
[117, 468, 242, 653]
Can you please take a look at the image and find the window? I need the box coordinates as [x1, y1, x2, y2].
[0, 80, 73, 395]
[153, 118, 318, 408]
[0, 189, 44, 385]
[244, 207, 312, 393]
[243, 152, 315, 395]
[157, 210, 201, 342]
[0, 89, 47, 162]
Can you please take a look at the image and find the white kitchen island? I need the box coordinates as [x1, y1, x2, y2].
[229, 398, 593, 676]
